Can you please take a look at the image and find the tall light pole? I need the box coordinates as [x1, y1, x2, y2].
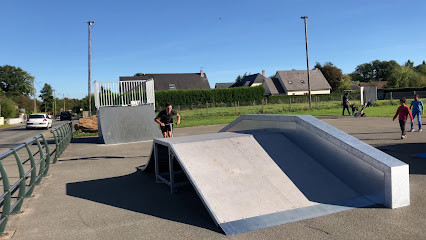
[301, 16, 312, 109]
[88, 20, 95, 117]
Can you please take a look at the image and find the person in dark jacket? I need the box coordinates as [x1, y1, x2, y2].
[154, 103, 181, 138]
[342, 92, 351, 116]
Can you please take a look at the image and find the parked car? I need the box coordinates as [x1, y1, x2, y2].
[60, 111, 72, 121]
[26, 113, 52, 129]
[55, 115, 61, 120]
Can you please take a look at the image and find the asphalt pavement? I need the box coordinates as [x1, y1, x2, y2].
[4, 117, 426, 240]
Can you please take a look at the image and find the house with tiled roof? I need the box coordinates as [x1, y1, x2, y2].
[119, 70, 211, 91]
[215, 82, 234, 89]
[274, 69, 331, 95]
[228, 69, 331, 96]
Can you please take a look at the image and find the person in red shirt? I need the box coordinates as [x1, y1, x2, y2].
[393, 97, 413, 139]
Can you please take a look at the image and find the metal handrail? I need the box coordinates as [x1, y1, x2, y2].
[94, 79, 155, 108]
[50, 122, 73, 163]
[0, 122, 73, 235]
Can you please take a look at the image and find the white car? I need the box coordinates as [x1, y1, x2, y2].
[26, 113, 53, 130]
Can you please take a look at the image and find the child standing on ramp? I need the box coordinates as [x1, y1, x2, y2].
[410, 94, 423, 132]
[393, 97, 413, 139]
[155, 103, 181, 138]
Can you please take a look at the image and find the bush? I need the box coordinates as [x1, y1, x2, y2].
[155, 86, 265, 110]
[0, 97, 18, 118]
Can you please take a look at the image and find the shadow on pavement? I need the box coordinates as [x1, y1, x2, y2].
[59, 155, 148, 162]
[377, 143, 426, 175]
[66, 171, 221, 233]
[71, 136, 100, 144]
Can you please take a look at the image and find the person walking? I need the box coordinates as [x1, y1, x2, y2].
[154, 103, 181, 138]
[393, 97, 413, 139]
[342, 92, 351, 116]
[410, 94, 423, 132]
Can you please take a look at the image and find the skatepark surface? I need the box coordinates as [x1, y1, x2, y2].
[4, 117, 426, 240]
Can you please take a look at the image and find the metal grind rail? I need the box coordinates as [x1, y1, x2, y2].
[0, 122, 73, 235]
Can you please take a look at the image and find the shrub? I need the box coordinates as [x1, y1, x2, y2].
[0, 97, 18, 118]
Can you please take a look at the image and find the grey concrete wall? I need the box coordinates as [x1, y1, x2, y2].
[98, 104, 162, 144]
[220, 114, 410, 209]
[361, 86, 378, 105]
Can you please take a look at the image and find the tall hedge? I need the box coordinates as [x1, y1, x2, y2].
[266, 92, 361, 104]
[155, 86, 265, 109]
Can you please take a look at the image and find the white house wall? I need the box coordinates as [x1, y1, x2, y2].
[287, 90, 331, 95]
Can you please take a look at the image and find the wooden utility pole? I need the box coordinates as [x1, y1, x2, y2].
[53, 90, 56, 115]
[88, 21, 95, 117]
[33, 78, 36, 113]
[301, 16, 312, 109]
[63, 94, 66, 111]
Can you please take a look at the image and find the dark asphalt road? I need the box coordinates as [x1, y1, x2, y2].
[0, 119, 76, 153]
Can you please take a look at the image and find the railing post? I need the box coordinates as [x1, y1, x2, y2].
[35, 138, 45, 185]
[51, 130, 60, 163]
[41, 135, 50, 176]
[0, 160, 11, 235]
[59, 126, 65, 156]
[24, 143, 37, 197]
[11, 149, 26, 214]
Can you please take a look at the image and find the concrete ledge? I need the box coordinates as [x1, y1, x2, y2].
[220, 114, 410, 209]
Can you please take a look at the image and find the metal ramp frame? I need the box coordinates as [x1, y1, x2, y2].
[153, 143, 190, 193]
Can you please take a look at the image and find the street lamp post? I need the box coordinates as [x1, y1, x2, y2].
[88, 20, 95, 117]
[301, 16, 312, 109]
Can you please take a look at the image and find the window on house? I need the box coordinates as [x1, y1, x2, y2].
[169, 84, 176, 89]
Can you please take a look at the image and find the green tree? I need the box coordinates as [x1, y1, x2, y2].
[387, 66, 421, 88]
[404, 60, 414, 68]
[339, 74, 352, 91]
[15, 94, 38, 114]
[81, 95, 96, 115]
[352, 60, 399, 82]
[39, 83, 54, 112]
[415, 61, 426, 75]
[314, 62, 344, 92]
[234, 73, 248, 84]
[0, 65, 34, 97]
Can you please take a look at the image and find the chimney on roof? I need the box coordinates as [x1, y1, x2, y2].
[200, 69, 204, 77]
[262, 69, 265, 77]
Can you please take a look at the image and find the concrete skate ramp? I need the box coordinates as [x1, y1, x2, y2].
[98, 104, 161, 144]
[149, 115, 410, 235]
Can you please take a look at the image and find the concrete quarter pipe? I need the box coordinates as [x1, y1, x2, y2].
[141, 115, 410, 235]
[98, 105, 161, 144]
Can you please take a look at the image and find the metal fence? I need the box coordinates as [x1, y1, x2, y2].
[380, 91, 426, 100]
[0, 122, 73, 235]
[94, 79, 155, 108]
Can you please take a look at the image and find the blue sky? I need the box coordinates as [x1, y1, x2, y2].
[1, 0, 425, 99]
